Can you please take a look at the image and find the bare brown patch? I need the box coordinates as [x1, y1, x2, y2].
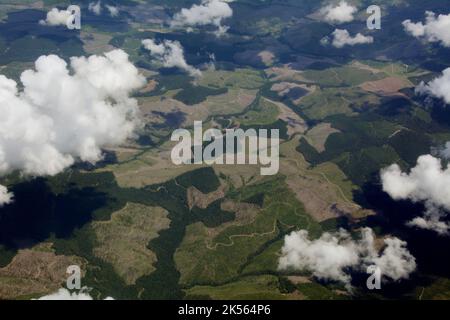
[287, 276, 312, 285]
[138, 88, 257, 128]
[287, 290, 307, 300]
[280, 138, 364, 222]
[139, 80, 158, 94]
[265, 65, 311, 83]
[271, 82, 315, 104]
[104, 147, 142, 163]
[263, 98, 308, 136]
[258, 51, 275, 66]
[0, 243, 84, 299]
[187, 185, 226, 210]
[271, 82, 311, 95]
[187, 200, 262, 246]
[351, 61, 382, 74]
[306, 123, 340, 153]
[81, 32, 114, 55]
[285, 177, 355, 222]
[92, 203, 170, 285]
[220, 200, 261, 225]
[360, 77, 412, 96]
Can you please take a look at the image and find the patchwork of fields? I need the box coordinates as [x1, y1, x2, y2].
[1, 0, 450, 300]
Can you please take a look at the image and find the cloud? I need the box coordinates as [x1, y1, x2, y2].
[0, 184, 13, 207]
[106, 5, 119, 17]
[279, 229, 360, 285]
[0, 49, 145, 203]
[407, 214, 450, 235]
[403, 11, 450, 47]
[39, 8, 73, 26]
[170, 0, 233, 36]
[416, 68, 450, 104]
[323, 29, 373, 48]
[278, 228, 416, 287]
[320, 1, 357, 24]
[36, 288, 114, 300]
[364, 231, 417, 281]
[438, 141, 450, 159]
[381, 155, 450, 235]
[88, 1, 118, 17]
[89, 1, 102, 16]
[142, 39, 202, 77]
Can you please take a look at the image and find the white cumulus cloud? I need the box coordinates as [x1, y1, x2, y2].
[416, 67, 450, 104]
[170, 0, 233, 36]
[142, 39, 202, 77]
[279, 229, 360, 285]
[39, 8, 73, 26]
[324, 29, 373, 48]
[403, 11, 450, 47]
[89, 1, 102, 16]
[365, 233, 417, 281]
[278, 228, 416, 288]
[106, 5, 119, 17]
[320, 1, 357, 24]
[381, 155, 450, 235]
[0, 49, 145, 203]
[0, 184, 13, 207]
[438, 141, 450, 159]
[36, 288, 114, 300]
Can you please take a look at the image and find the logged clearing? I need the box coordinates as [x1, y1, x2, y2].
[92, 203, 170, 285]
[279, 136, 364, 222]
[258, 51, 275, 66]
[104, 147, 142, 163]
[213, 164, 266, 189]
[305, 123, 340, 152]
[139, 79, 158, 94]
[187, 185, 226, 210]
[198, 68, 265, 89]
[270, 82, 316, 103]
[264, 98, 308, 136]
[360, 76, 412, 95]
[81, 32, 114, 55]
[138, 88, 257, 128]
[265, 65, 311, 83]
[185, 275, 290, 300]
[174, 201, 262, 285]
[97, 144, 206, 188]
[0, 243, 84, 299]
[174, 182, 316, 285]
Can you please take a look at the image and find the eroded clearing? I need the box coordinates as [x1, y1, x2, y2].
[0, 243, 84, 299]
[92, 203, 170, 285]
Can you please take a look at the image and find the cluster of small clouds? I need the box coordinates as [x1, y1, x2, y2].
[381, 155, 450, 235]
[382, 62, 450, 235]
[141, 39, 202, 77]
[170, 0, 233, 37]
[278, 228, 416, 288]
[36, 288, 114, 300]
[39, 7, 73, 26]
[322, 28, 373, 48]
[319, 2, 373, 48]
[89, 1, 119, 17]
[320, 0, 357, 24]
[147, 1, 229, 74]
[0, 49, 145, 206]
[403, 11, 450, 47]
